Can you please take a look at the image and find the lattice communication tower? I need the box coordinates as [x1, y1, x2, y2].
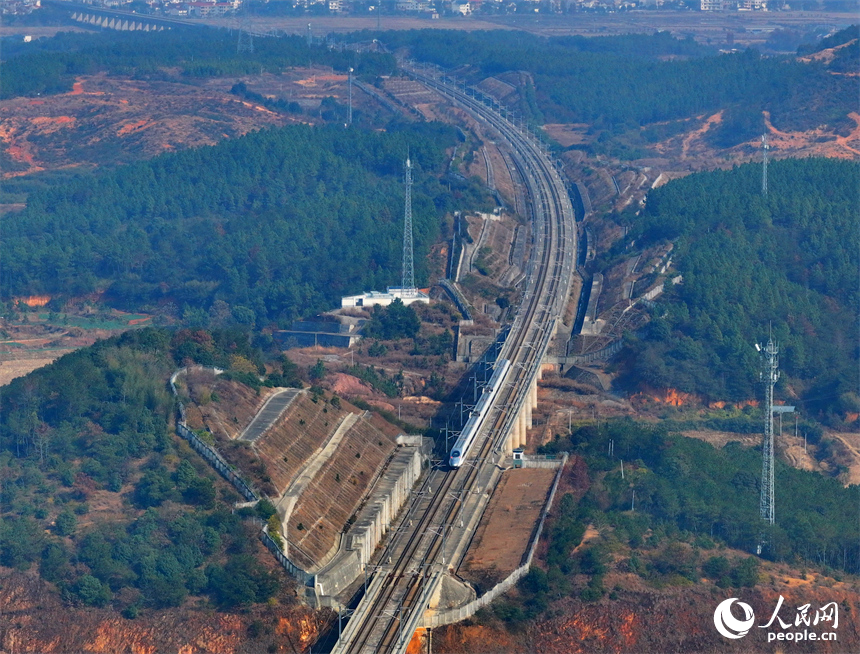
[401, 157, 415, 296]
[759, 337, 779, 525]
[347, 67, 353, 126]
[761, 133, 769, 196]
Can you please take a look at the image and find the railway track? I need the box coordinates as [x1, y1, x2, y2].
[331, 62, 576, 654]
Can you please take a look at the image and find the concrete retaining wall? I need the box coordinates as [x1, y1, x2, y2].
[176, 423, 259, 503]
[315, 446, 425, 598]
[315, 550, 362, 599]
[171, 367, 427, 602]
[522, 455, 566, 469]
[427, 453, 568, 627]
[438, 279, 473, 321]
[263, 527, 315, 586]
[347, 448, 423, 565]
[170, 368, 314, 588]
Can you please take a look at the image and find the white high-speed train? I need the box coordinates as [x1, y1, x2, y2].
[449, 359, 511, 468]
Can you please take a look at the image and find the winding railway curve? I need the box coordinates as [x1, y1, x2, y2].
[330, 62, 577, 654]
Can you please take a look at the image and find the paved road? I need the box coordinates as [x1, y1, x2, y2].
[239, 388, 302, 443]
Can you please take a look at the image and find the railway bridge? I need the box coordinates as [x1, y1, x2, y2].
[43, 0, 202, 31]
[330, 61, 577, 654]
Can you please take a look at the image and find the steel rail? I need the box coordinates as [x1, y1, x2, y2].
[331, 61, 576, 654]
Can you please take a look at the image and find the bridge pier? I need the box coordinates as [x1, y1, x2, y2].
[517, 409, 527, 448]
[506, 373, 541, 453]
[68, 7, 174, 31]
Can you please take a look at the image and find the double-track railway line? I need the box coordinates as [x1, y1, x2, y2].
[332, 63, 576, 654]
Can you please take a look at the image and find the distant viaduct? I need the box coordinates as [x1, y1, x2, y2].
[43, 1, 203, 32]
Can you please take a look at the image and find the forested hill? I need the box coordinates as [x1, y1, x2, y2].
[0, 28, 395, 99]
[1, 123, 483, 325]
[619, 158, 859, 420]
[798, 24, 859, 74]
[0, 328, 295, 613]
[380, 30, 855, 146]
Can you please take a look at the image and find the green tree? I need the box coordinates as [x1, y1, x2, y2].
[54, 510, 77, 537]
[40, 542, 72, 583]
[266, 515, 284, 550]
[207, 555, 277, 608]
[365, 299, 421, 340]
[74, 574, 112, 606]
[133, 466, 174, 508]
[309, 359, 326, 382]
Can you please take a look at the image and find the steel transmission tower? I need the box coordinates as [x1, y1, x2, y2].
[759, 337, 779, 525]
[347, 67, 353, 126]
[237, 16, 253, 54]
[761, 133, 769, 196]
[401, 156, 416, 296]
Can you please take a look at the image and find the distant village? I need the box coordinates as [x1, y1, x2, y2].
[1, 0, 776, 21]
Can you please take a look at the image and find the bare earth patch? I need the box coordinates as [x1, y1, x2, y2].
[460, 467, 557, 588]
[680, 429, 759, 449]
[0, 354, 72, 386]
[543, 123, 590, 148]
[828, 432, 860, 486]
[0, 73, 301, 177]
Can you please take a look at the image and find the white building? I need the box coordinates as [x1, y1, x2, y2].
[341, 287, 430, 309]
[186, 0, 238, 16]
[396, 0, 432, 10]
[736, 0, 767, 9]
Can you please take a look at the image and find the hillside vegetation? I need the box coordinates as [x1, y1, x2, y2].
[1, 122, 487, 324]
[0, 328, 293, 614]
[0, 28, 395, 100]
[616, 158, 858, 421]
[507, 419, 860, 618]
[798, 23, 859, 73]
[383, 30, 856, 148]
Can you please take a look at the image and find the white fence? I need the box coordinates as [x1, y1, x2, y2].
[427, 453, 568, 627]
[170, 368, 315, 587]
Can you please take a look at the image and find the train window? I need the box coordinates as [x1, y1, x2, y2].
[452, 450, 460, 457]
